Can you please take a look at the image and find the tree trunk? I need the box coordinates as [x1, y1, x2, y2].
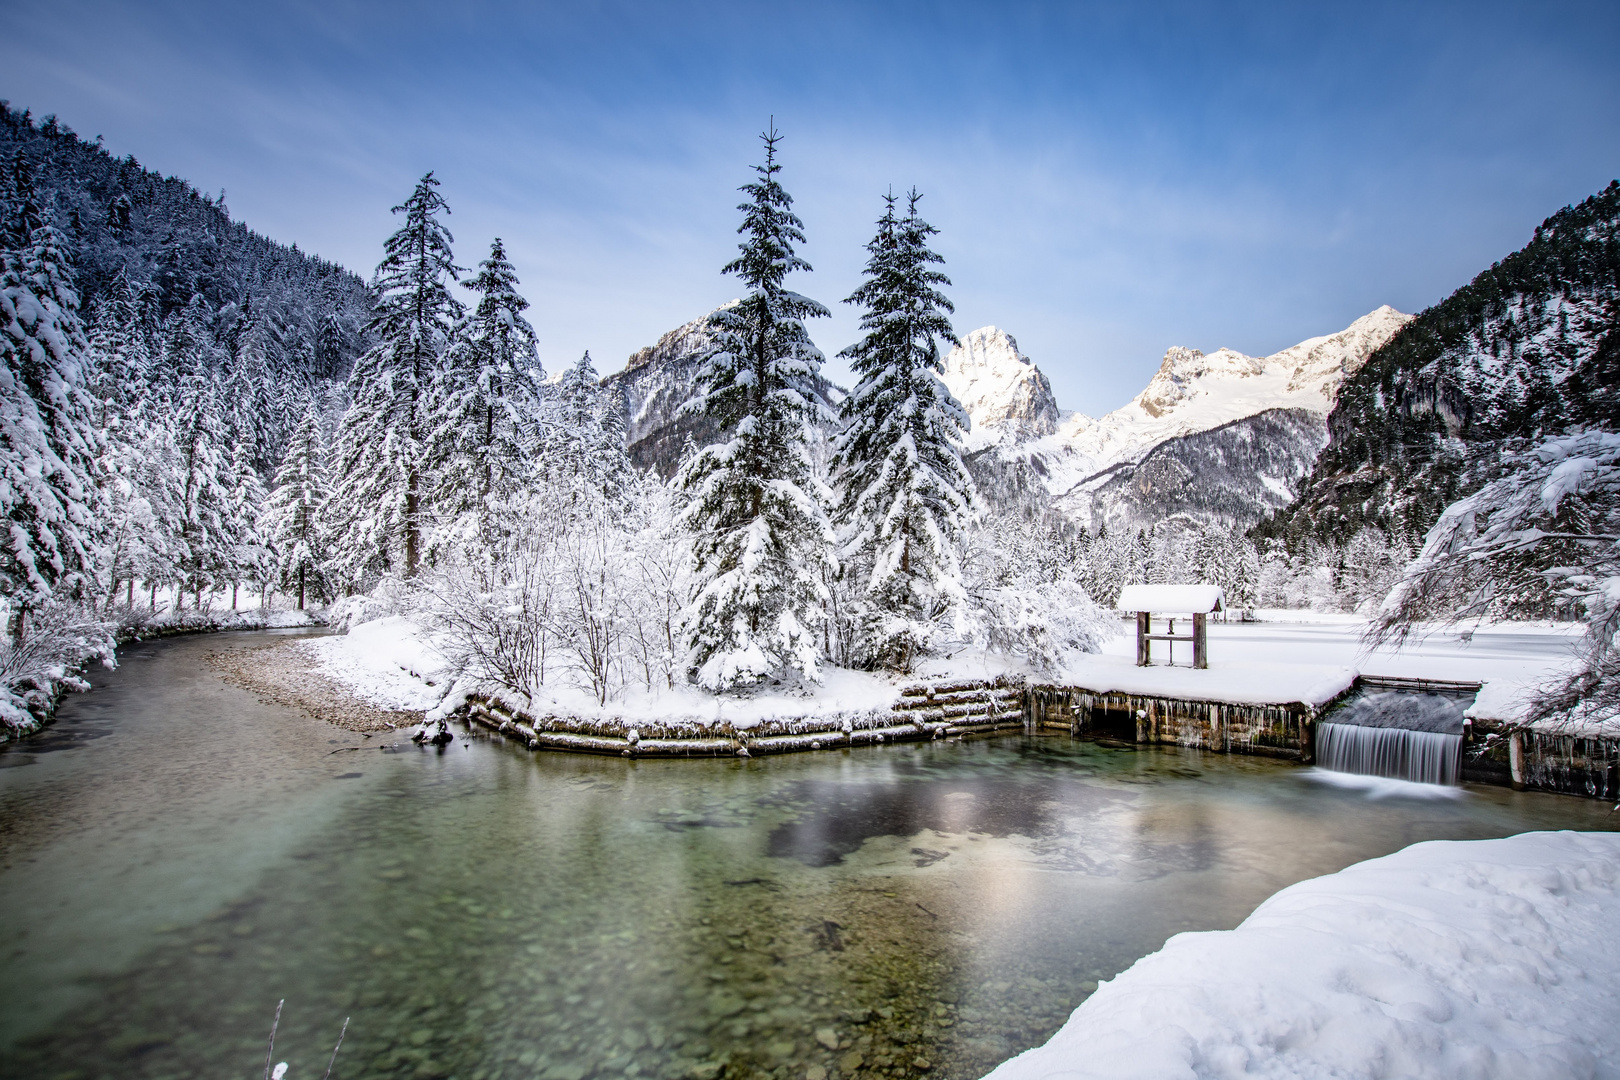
[298, 564, 306, 611]
[404, 468, 419, 577]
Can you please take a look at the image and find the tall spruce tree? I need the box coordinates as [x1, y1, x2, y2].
[424, 237, 541, 555]
[832, 189, 976, 670]
[547, 351, 602, 482]
[0, 212, 103, 638]
[171, 336, 233, 609]
[677, 127, 835, 690]
[224, 437, 269, 608]
[262, 409, 329, 609]
[327, 173, 462, 589]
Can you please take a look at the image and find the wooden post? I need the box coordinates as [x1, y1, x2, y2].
[1136, 611, 1150, 666]
[1193, 612, 1207, 669]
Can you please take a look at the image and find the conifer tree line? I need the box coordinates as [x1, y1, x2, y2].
[0, 113, 1110, 700]
[0, 100, 1446, 712]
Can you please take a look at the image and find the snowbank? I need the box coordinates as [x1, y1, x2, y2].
[301, 616, 448, 712]
[984, 831, 1620, 1080]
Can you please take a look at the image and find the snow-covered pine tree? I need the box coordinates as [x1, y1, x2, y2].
[4, 150, 43, 250]
[262, 409, 329, 609]
[545, 350, 604, 487]
[327, 173, 463, 589]
[424, 237, 542, 557]
[85, 268, 151, 428]
[831, 189, 976, 670]
[225, 313, 280, 474]
[170, 333, 233, 610]
[224, 438, 269, 608]
[677, 127, 835, 690]
[0, 212, 104, 639]
[591, 380, 633, 506]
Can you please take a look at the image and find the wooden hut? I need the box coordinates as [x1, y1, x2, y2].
[1116, 584, 1224, 669]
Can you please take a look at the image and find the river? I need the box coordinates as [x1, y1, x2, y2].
[1, 631, 1615, 1080]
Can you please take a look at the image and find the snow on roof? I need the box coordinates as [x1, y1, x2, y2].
[1116, 584, 1224, 613]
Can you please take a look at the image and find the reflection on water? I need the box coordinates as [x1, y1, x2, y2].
[1, 633, 1616, 1080]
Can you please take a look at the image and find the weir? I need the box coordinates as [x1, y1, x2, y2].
[1316, 724, 1462, 785]
[1313, 678, 1474, 785]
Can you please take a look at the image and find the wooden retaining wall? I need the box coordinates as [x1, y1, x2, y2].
[1026, 685, 1319, 761]
[455, 675, 1620, 803]
[1463, 719, 1620, 800]
[458, 677, 1026, 758]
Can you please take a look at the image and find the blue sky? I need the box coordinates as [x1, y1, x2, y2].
[4, 0, 1618, 415]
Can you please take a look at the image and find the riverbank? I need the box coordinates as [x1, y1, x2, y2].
[984, 830, 1620, 1080]
[205, 637, 421, 734]
[0, 603, 323, 744]
[198, 612, 1616, 796]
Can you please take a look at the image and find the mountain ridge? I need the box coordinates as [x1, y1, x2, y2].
[949, 306, 1411, 531]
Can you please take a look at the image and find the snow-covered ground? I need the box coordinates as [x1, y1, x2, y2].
[299, 616, 448, 712]
[984, 831, 1620, 1080]
[305, 610, 1587, 726]
[303, 615, 919, 727]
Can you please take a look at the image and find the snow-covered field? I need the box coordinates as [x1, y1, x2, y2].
[983, 831, 1620, 1080]
[1044, 612, 1584, 717]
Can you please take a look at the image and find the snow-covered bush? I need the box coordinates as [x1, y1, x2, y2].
[421, 476, 690, 705]
[967, 580, 1113, 674]
[326, 576, 415, 632]
[957, 519, 1114, 674]
[0, 600, 116, 736]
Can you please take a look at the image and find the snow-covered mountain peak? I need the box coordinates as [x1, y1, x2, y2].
[1138, 346, 1268, 417]
[940, 326, 1060, 444]
[980, 307, 1415, 531]
[1273, 304, 1411, 396]
[1086, 305, 1413, 446]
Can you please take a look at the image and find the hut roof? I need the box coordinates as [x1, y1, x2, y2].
[1116, 584, 1225, 614]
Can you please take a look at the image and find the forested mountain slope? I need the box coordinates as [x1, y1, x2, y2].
[0, 102, 372, 469]
[1262, 180, 1620, 546]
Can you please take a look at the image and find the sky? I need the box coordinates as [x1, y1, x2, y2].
[3, 0, 1618, 416]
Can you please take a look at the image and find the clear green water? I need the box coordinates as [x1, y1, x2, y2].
[1, 632, 1615, 1080]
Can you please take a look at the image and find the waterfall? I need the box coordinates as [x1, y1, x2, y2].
[1315, 723, 1462, 785]
[1315, 686, 1472, 785]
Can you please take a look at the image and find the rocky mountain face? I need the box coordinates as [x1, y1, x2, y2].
[960, 307, 1411, 532]
[1262, 180, 1620, 546]
[1064, 408, 1331, 528]
[604, 308, 843, 477]
[940, 327, 1060, 444]
[605, 313, 720, 474]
